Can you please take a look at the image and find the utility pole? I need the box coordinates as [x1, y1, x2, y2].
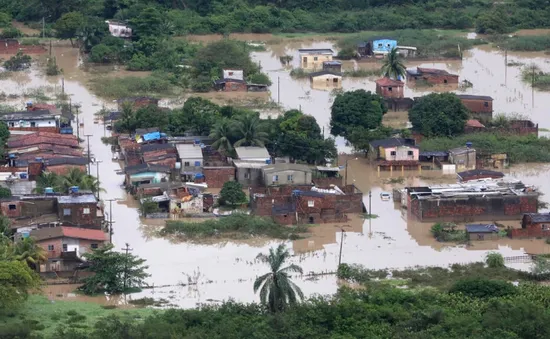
[338, 228, 345, 266]
[368, 190, 372, 216]
[95, 160, 102, 200]
[85, 134, 93, 175]
[42, 17, 45, 39]
[75, 104, 81, 141]
[345, 159, 349, 185]
[532, 64, 536, 107]
[504, 49, 507, 86]
[277, 76, 280, 105]
[105, 199, 117, 243]
[121, 243, 133, 292]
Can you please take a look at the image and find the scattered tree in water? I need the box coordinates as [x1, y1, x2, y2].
[4, 51, 31, 71]
[254, 244, 304, 312]
[409, 93, 469, 137]
[381, 47, 406, 80]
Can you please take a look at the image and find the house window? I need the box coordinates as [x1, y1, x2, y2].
[542, 224, 550, 231]
[333, 78, 338, 83]
[484, 101, 489, 107]
[63, 208, 71, 216]
[184, 162, 190, 166]
[91, 243, 99, 249]
[287, 175, 293, 181]
[48, 244, 54, 251]
[30, 122, 36, 127]
[443, 79, 448, 84]
[314, 57, 318, 61]
[388, 87, 392, 92]
[83, 208, 90, 215]
[228, 71, 234, 76]
[308, 200, 314, 207]
[272, 175, 279, 182]
[244, 172, 251, 179]
[62, 244, 67, 251]
[407, 151, 413, 156]
[8, 204, 16, 210]
[378, 43, 382, 48]
[390, 151, 396, 156]
[477, 234, 484, 240]
[9, 122, 14, 127]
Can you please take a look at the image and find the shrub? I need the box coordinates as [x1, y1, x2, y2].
[486, 252, 505, 268]
[449, 278, 517, 298]
[0, 27, 22, 39]
[219, 181, 247, 206]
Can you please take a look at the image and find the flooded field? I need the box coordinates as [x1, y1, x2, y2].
[2, 37, 550, 308]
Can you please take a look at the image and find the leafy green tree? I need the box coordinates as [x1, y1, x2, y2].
[191, 40, 259, 79]
[475, 8, 512, 34]
[346, 125, 393, 152]
[4, 51, 31, 71]
[13, 237, 47, 271]
[0, 260, 40, 312]
[89, 44, 114, 63]
[254, 243, 304, 313]
[330, 90, 386, 139]
[408, 93, 468, 137]
[247, 73, 272, 85]
[0, 26, 22, 39]
[181, 97, 221, 136]
[0, 215, 11, 239]
[54, 11, 85, 46]
[58, 168, 102, 194]
[80, 243, 149, 295]
[381, 47, 406, 79]
[0, 186, 11, 198]
[210, 119, 234, 155]
[130, 7, 164, 38]
[0, 12, 11, 27]
[486, 252, 505, 268]
[450, 278, 517, 298]
[233, 113, 268, 147]
[77, 17, 109, 53]
[219, 181, 246, 206]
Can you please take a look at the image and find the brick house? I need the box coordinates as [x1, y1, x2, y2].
[406, 67, 459, 85]
[456, 95, 493, 121]
[202, 166, 235, 188]
[29, 226, 108, 272]
[464, 119, 486, 134]
[510, 213, 550, 238]
[213, 79, 248, 92]
[375, 77, 404, 99]
[57, 194, 101, 227]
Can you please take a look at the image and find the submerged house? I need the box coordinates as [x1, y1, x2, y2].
[261, 163, 312, 186]
[106, 20, 132, 38]
[406, 67, 459, 85]
[298, 49, 333, 69]
[375, 78, 404, 99]
[357, 38, 397, 57]
[322, 61, 342, 73]
[309, 71, 342, 89]
[511, 213, 550, 238]
[466, 224, 500, 241]
[456, 95, 494, 121]
[448, 144, 476, 171]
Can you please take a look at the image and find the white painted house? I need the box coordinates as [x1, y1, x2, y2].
[0, 110, 59, 129]
[105, 20, 132, 38]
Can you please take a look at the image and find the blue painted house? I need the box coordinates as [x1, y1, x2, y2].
[357, 38, 397, 57]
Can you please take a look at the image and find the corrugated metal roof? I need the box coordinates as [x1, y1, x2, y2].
[176, 144, 203, 159]
[526, 213, 550, 223]
[235, 146, 270, 160]
[57, 194, 97, 204]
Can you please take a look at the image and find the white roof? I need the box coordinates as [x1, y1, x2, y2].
[235, 146, 270, 160]
[396, 46, 417, 50]
[176, 144, 203, 160]
[233, 160, 269, 169]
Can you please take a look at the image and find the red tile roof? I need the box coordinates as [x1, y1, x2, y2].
[466, 119, 485, 128]
[375, 77, 404, 87]
[8, 133, 79, 149]
[61, 227, 107, 241]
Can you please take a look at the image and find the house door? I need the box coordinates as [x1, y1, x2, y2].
[303, 57, 307, 63]
[309, 216, 314, 224]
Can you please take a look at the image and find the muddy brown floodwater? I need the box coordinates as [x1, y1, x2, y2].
[5, 40, 550, 308]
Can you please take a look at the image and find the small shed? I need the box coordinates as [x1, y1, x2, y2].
[322, 61, 342, 73]
[466, 224, 499, 241]
[375, 77, 404, 99]
[214, 79, 248, 92]
[406, 67, 459, 85]
[222, 69, 244, 81]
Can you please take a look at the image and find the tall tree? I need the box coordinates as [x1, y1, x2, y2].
[13, 237, 47, 272]
[330, 89, 387, 139]
[408, 93, 469, 137]
[381, 47, 406, 80]
[253, 244, 304, 313]
[210, 119, 234, 155]
[233, 113, 268, 147]
[181, 97, 221, 136]
[33, 171, 62, 193]
[54, 11, 85, 46]
[0, 260, 40, 312]
[80, 243, 149, 295]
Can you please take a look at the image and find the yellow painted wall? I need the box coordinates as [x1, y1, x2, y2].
[311, 75, 342, 90]
[300, 54, 333, 70]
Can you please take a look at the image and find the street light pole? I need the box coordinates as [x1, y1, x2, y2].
[338, 228, 345, 266]
[369, 190, 372, 216]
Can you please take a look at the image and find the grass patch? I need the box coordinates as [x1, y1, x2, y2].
[420, 132, 550, 163]
[0, 295, 157, 337]
[89, 74, 176, 99]
[160, 213, 310, 239]
[337, 29, 485, 58]
[501, 35, 550, 52]
[522, 65, 550, 90]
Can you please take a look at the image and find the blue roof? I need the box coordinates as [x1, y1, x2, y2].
[465, 224, 499, 233]
[142, 132, 165, 141]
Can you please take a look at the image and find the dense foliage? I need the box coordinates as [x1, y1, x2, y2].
[4, 51, 32, 71]
[161, 213, 308, 239]
[80, 244, 150, 295]
[219, 181, 247, 206]
[409, 93, 469, 137]
[0, 260, 40, 313]
[33, 169, 101, 194]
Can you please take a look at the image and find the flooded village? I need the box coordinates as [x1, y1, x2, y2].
[2, 27, 550, 310]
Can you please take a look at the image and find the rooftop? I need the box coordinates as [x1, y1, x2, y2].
[176, 144, 204, 159]
[419, 151, 448, 157]
[407, 67, 457, 76]
[8, 132, 79, 149]
[124, 163, 171, 174]
[316, 166, 340, 172]
[235, 146, 270, 160]
[323, 61, 342, 66]
[233, 160, 268, 169]
[525, 213, 550, 223]
[449, 146, 476, 155]
[375, 77, 404, 87]
[456, 94, 494, 101]
[0, 109, 57, 121]
[457, 169, 504, 180]
[370, 138, 416, 148]
[141, 143, 174, 153]
[31, 226, 107, 242]
[263, 163, 312, 174]
[298, 48, 334, 54]
[466, 119, 485, 128]
[309, 70, 342, 78]
[466, 224, 499, 233]
[57, 194, 97, 204]
[214, 78, 247, 84]
[45, 157, 88, 166]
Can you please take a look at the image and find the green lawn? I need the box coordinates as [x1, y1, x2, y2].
[1, 295, 159, 337]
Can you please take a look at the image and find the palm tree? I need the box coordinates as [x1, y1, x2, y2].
[59, 168, 104, 194]
[233, 113, 268, 147]
[209, 119, 234, 155]
[33, 171, 61, 193]
[253, 244, 304, 312]
[381, 47, 406, 80]
[14, 237, 47, 271]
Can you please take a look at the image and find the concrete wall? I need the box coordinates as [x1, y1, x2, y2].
[263, 170, 312, 186]
[407, 73, 459, 85]
[311, 75, 342, 89]
[181, 157, 202, 167]
[236, 167, 263, 187]
[223, 81, 247, 92]
[312, 177, 343, 187]
[511, 222, 550, 238]
[5, 119, 56, 128]
[410, 195, 538, 222]
[372, 39, 398, 54]
[449, 151, 476, 171]
[203, 167, 235, 188]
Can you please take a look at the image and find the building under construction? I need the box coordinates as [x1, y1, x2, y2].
[250, 184, 364, 225]
[401, 179, 539, 222]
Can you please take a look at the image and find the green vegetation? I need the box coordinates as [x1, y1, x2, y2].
[501, 35, 550, 52]
[409, 93, 469, 137]
[161, 214, 308, 240]
[89, 74, 175, 99]
[139, 198, 160, 217]
[34, 169, 102, 195]
[0, 260, 40, 313]
[45, 56, 61, 76]
[430, 223, 468, 243]
[420, 133, 550, 163]
[486, 252, 505, 269]
[381, 47, 405, 80]
[80, 244, 149, 295]
[3, 51, 32, 71]
[522, 65, 550, 90]
[254, 244, 304, 312]
[219, 181, 247, 206]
